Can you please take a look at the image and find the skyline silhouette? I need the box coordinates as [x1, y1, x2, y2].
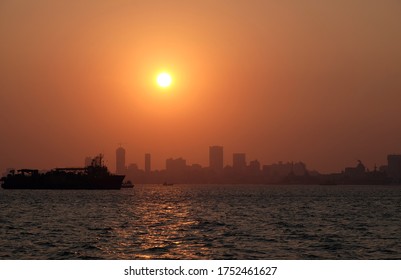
[2, 144, 401, 184]
[3, 144, 400, 187]
[88, 145, 401, 185]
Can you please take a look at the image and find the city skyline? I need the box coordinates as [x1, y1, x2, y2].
[2, 142, 401, 176]
[81, 145, 400, 176]
[108, 145, 401, 185]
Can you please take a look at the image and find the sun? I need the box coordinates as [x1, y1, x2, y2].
[156, 72, 172, 88]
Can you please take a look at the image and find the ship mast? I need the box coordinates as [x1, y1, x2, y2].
[91, 154, 104, 167]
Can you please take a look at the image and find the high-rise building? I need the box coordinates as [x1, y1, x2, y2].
[387, 154, 401, 180]
[145, 153, 151, 173]
[233, 153, 246, 172]
[116, 147, 126, 175]
[209, 146, 223, 173]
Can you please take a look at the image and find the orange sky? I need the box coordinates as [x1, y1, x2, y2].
[1, 0, 401, 173]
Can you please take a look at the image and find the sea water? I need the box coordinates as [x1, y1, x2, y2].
[0, 185, 400, 259]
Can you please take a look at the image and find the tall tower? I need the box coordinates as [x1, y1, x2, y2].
[116, 147, 126, 175]
[209, 146, 224, 173]
[145, 153, 151, 173]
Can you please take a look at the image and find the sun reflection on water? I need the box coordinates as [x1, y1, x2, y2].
[108, 186, 213, 259]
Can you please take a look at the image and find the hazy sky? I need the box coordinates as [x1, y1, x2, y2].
[1, 0, 401, 173]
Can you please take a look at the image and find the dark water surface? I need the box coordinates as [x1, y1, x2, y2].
[0, 185, 400, 259]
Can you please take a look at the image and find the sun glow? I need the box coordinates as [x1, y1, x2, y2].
[156, 72, 172, 88]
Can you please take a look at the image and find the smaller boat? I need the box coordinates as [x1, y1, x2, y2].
[162, 182, 174, 186]
[121, 180, 134, 188]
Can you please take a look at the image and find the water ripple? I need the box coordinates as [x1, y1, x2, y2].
[0, 185, 400, 259]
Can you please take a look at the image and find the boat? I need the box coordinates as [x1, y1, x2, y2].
[162, 182, 174, 186]
[121, 180, 134, 188]
[0, 154, 125, 190]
